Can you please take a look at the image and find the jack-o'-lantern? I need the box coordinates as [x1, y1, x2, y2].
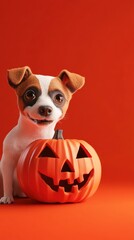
[17, 130, 101, 203]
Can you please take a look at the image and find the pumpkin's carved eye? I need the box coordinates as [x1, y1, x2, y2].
[76, 145, 92, 159]
[39, 145, 57, 158]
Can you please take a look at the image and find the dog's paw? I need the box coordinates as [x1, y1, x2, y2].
[0, 196, 14, 204]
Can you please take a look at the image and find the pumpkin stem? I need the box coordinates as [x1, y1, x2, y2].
[53, 129, 64, 139]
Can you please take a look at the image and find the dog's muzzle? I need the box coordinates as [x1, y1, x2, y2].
[27, 114, 53, 125]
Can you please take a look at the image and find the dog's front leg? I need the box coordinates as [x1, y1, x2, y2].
[0, 161, 3, 198]
[0, 154, 17, 204]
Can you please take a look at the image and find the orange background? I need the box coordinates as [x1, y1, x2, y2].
[0, 0, 134, 239]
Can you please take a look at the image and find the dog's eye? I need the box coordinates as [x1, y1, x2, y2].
[24, 89, 36, 102]
[49, 90, 65, 107]
[55, 94, 64, 103]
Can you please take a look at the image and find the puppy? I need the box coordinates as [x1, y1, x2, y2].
[0, 66, 85, 204]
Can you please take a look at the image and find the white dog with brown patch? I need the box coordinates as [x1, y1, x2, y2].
[0, 66, 85, 204]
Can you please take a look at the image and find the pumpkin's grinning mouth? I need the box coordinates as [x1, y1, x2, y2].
[39, 169, 94, 192]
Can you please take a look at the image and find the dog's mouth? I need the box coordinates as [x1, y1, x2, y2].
[39, 169, 94, 192]
[27, 114, 53, 125]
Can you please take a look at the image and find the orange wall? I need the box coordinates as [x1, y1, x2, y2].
[0, 0, 133, 185]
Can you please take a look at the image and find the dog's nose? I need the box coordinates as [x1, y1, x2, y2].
[38, 106, 52, 117]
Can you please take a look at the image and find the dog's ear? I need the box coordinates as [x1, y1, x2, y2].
[58, 69, 85, 93]
[7, 66, 32, 88]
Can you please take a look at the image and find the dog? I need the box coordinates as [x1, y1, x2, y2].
[0, 66, 85, 204]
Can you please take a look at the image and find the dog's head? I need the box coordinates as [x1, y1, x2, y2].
[8, 66, 85, 126]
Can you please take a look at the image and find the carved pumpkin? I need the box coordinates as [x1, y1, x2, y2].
[17, 130, 101, 203]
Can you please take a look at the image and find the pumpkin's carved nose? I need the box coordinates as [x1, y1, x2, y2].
[61, 160, 74, 172]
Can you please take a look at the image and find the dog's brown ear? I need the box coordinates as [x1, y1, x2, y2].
[58, 69, 85, 93]
[7, 66, 32, 88]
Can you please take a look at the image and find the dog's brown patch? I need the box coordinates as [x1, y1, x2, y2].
[48, 77, 72, 118]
